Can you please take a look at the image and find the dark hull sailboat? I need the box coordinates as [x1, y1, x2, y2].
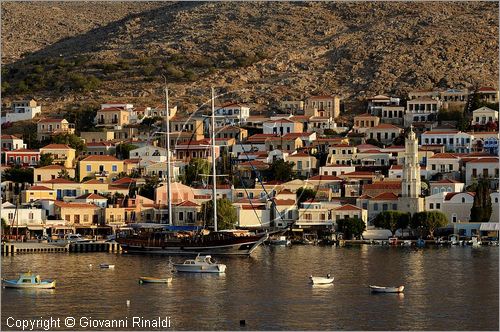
[117, 231, 269, 256]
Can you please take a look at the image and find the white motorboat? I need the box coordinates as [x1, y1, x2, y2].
[65, 233, 92, 243]
[2, 272, 56, 289]
[173, 255, 226, 273]
[99, 264, 115, 269]
[309, 274, 334, 285]
[369, 285, 404, 293]
[471, 236, 482, 247]
[270, 236, 291, 246]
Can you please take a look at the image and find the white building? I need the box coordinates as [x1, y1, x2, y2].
[367, 95, 400, 116]
[129, 145, 169, 163]
[464, 157, 499, 188]
[429, 179, 465, 195]
[1, 135, 26, 151]
[262, 118, 302, 135]
[420, 131, 473, 153]
[1, 202, 45, 228]
[472, 106, 498, 125]
[2, 99, 42, 123]
[426, 153, 461, 179]
[398, 126, 424, 214]
[215, 103, 250, 127]
[320, 164, 356, 176]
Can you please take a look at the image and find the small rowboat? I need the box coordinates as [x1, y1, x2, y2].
[310, 275, 334, 285]
[99, 264, 115, 269]
[2, 272, 56, 289]
[139, 277, 172, 284]
[369, 285, 404, 293]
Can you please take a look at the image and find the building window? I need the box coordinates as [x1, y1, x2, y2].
[430, 203, 434, 209]
[374, 203, 378, 211]
[436, 203, 441, 209]
[112, 165, 118, 172]
[179, 212, 184, 221]
[86, 165, 92, 172]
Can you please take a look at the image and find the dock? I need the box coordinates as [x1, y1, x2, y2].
[1, 241, 122, 255]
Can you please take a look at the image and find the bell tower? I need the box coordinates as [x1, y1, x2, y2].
[398, 125, 424, 214]
[402, 125, 421, 198]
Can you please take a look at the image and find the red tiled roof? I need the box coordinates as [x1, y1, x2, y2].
[99, 107, 127, 112]
[283, 133, 313, 139]
[274, 199, 296, 205]
[41, 178, 76, 184]
[37, 165, 64, 170]
[176, 201, 200, 207]
[477, 87, 497, 92]
[54, 201, 98, 209]
[81, 155, 121, 162]
[76, 193, 106, 200]
[278, 189, 294, 195]
[41, 144, 72, 150]
[27, 185, 53, 191]
[343, 171, 375, 177]
[38, 118, 65, 123]
[390, 165, 403, 170]
[264, 118, 296, 123]
[1, 134, 20, 139]
[362, 149, 383, 154]
[370, 124, 403, 130]
[123, 158, 140, 164]
[82, 179, 105, 184]
[465, 157, 499, 163]
[363, 182, 401, 190]
[308, 175, 342, 181]
[429, 153, 459, 159]
[422, 131, 460, 135]
[358, 194, 372, 199]
[372, 192, 399, 201]
[112, 177, 136, 185]
[335, 204, 361, 211]
[354, 113, 378, 118]
[445, 192, 475, 201]
[288, 152, 311, 157]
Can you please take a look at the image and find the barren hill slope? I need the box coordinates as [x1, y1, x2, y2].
[1, 1, 498, 113]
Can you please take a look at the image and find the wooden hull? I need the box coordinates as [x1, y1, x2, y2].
[118, 233, 268, 256]
[369, 285, 404, 293]
[174, 264, 226, 273]
[3, 280, 56, 289]
[139, 277, 172, 283]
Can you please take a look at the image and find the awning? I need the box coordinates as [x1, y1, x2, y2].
[165, 225, 203, 231]
[480, 223, 500, 231]
[27, 226, 44, 231]
[292, 228, 304, 232]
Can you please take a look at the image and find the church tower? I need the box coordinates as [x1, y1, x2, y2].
[398, 125, 424, 214]
[402, 125, 421, 197]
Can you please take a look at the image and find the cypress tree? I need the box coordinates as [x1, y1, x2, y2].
[470, 178, 492, 222]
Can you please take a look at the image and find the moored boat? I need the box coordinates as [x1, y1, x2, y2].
[2, 272, 56, 289]
[310, 274, 334, 284]
[100, 263, 115, 269]
[174, 254, 226, 273]
[269, 236, 291, 246]
[139, 276, 172, 283]
[369, 285, 404, 293]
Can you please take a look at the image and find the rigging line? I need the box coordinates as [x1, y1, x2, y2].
[236, 139, 287, 228]
[230, 166, 263, 226]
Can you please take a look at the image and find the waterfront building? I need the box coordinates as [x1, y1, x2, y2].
[22, 185, 56, 203]
[420, 130, 473, 153]
[365, 124, 404, 145]
[472, 106, 498, 125]
[353, 113, 380, 133]
[463, 157, 499, 189]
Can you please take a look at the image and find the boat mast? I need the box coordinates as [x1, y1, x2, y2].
[211, 87, 217, 232]
[165, 85, 172, 226]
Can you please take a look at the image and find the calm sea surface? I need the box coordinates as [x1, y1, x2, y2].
[1, 245, 498, 331]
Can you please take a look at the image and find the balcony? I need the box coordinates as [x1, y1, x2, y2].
[94, 171, 109, 178]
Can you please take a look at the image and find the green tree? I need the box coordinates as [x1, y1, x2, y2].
[138, 176, 160, 200]
[50, 133, 86, 154]
[268, 159, 295, 182]
[180, 158, 210, 186]
[296, 187, 317, 204]
[3, 166, 34, 184]
[336, 217, 366, 240]
[115, 143, 137, 159]
[373, 211, 410, 236]
[57, 169, 73, 180]
[201, 198, 237, 230]
[1, 217, 9, 233]
[411, 211, 449, 238]
[366, 138, 384, 148]
[39, 153, 54, 167]
[470, 177, 492, 223]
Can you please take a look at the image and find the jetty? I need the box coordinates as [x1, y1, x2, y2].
[1, 241, 122, 255]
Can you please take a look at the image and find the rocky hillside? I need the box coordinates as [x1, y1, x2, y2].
[1, 1, 498, 113]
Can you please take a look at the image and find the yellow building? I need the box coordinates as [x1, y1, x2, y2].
[80, 131, 115, 143]
[22, 185, 56, 203]
[95, 108, 130, 128]
[33, 165, 76, 183]
[39, 144, 76, 168]
[54, 201, 100, 225]
[79, 155, 124, 182]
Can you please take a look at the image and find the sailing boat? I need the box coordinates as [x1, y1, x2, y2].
[116, 87, 268, 256]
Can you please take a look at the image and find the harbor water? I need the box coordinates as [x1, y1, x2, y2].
[1, 245, 498, 330]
